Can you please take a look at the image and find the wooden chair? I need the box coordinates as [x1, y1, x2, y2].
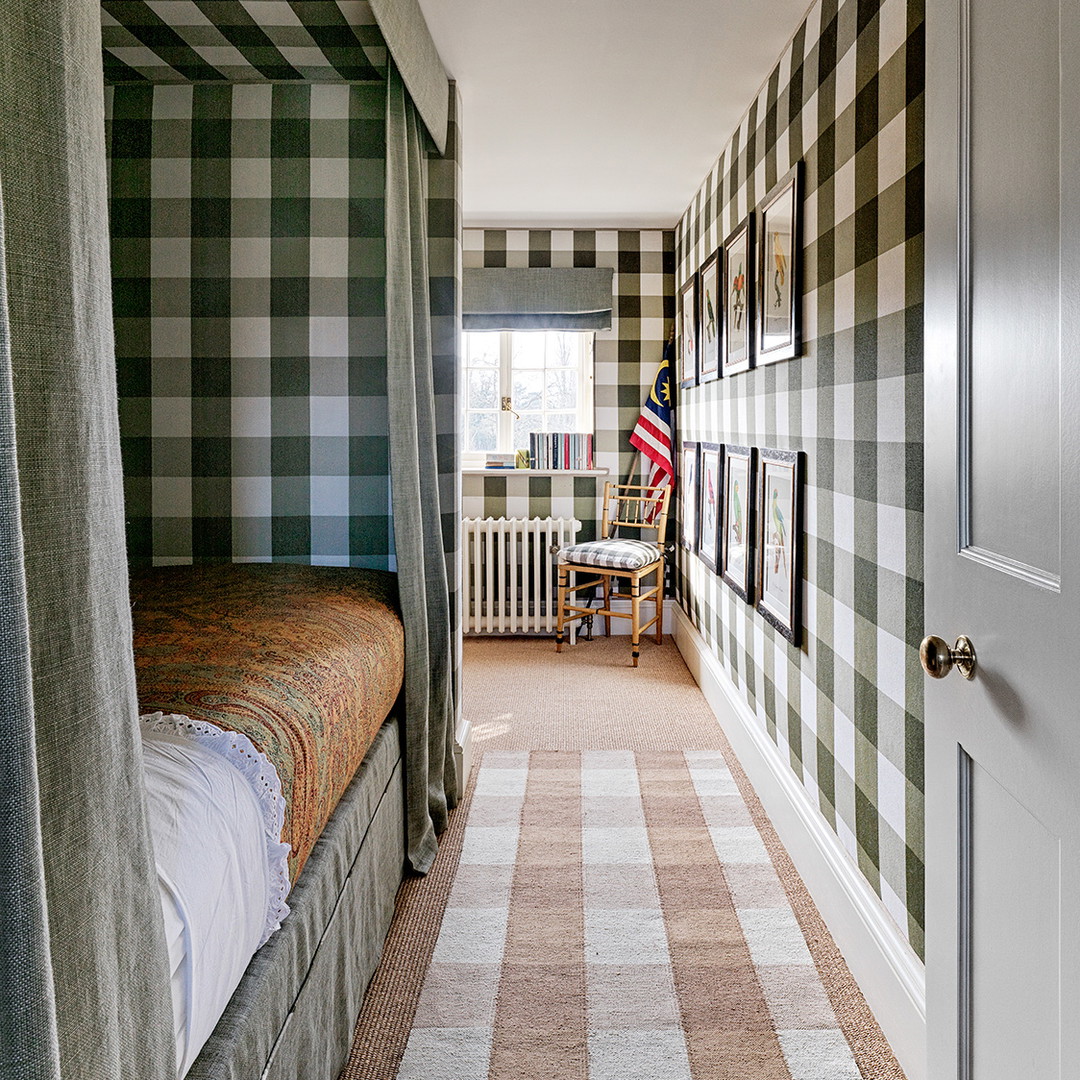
[555, 482, 671, 666]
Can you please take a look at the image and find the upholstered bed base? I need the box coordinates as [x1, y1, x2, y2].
[186, 717, 404, 1080]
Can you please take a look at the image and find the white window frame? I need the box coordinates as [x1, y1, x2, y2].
[461, 330, 595, 467]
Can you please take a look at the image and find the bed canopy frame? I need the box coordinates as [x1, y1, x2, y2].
[0, 2, 460, 1076]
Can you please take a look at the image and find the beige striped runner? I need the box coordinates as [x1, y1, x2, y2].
[395, 749, 880, 1080]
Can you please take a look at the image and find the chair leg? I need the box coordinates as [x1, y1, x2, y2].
[630, 576, 640, 667]
[556, 565, 567, 652]
[655, 568, 664, 645]
[602, 575, 612, 636]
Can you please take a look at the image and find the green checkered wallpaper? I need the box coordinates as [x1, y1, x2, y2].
[107, 78, 462, 574]
[462, 228, 675, 542]
[101, 0, 387, 83]
[675, 0, 926, 955]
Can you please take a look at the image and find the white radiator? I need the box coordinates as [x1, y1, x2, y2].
[462, 516, 581, 634]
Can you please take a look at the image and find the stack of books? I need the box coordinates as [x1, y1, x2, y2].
[528, 432, 594, 470]
[483, 453, 516, 470]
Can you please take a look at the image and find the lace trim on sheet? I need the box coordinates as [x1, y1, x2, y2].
[140, 712, 291, 945]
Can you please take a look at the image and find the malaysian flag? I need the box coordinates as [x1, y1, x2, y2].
[629, 341, 674, 519]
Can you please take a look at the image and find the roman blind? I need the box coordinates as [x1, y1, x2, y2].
[463, 267, 614, 331]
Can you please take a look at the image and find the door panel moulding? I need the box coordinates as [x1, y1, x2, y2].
[957, 748, 973, 1080]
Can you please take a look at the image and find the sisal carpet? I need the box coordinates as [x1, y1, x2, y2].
[340, 637, 906, 1080]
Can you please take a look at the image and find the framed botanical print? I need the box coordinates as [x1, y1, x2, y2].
[698, 250, 721, 383]
[698, 442, 722, 572]
[757, 163, 802, 365]
[720, 443, 755, 602]
[722, 215, 755, 376]
[678, 275, 699, 389]
[680, 442, 699, 551]
[755, 447, 803, 644]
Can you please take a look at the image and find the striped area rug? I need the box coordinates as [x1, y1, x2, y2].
[342, 639, 905, 1080]
[395, 749, 872, 1080]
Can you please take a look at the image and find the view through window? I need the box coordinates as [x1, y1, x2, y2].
[463, 330, 594, 461]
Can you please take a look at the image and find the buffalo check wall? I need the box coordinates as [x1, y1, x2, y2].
[101, 0, 387, 84]
[462, 229, 675, 543]
[106, 78, 462, 580]
[675, 0, 926, 955]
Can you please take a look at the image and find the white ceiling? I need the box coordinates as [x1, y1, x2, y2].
[416, 0, 813, 229]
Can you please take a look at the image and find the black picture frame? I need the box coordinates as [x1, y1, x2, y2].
[698, 250, 721, 384]
[755, 447, 804, 644]
[720, 443, 755, 602]
[680, 442, 700, 551]
[722, 215, 755, 376]
[678, 274, 699, 389]
[756, 163, 802, 366]
[698, 442, 722, 572]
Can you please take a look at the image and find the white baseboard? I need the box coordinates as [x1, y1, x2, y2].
[454, 717, 473, 792]
[672, 607, 926, 1080]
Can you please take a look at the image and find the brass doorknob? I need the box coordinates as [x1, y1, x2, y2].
[920, 634, 977, 681]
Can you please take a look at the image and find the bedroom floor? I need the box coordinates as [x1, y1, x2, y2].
[339, 636, 906, 1080]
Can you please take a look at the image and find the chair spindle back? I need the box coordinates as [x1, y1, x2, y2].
[600, 481, 671, 546]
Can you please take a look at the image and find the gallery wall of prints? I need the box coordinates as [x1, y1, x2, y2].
[675, 0, 926, 956]
[462, 229, 675, 542]
[107, 80, 463, 575]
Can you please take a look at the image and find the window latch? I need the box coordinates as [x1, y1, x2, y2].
[501, 396, 520, 420]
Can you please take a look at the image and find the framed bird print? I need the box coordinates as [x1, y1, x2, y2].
[755, 447, 803, 644]
[678, 275, 699, 388]
[720, 444, 755, 602]
[698, 443, 722, 571]
[698, 250, 721, 383]
[757, 163, 802, 366]
[680, 442, 699, 552]
[722, 215, 755, 376]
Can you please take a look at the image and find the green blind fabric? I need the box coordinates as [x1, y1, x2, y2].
[385, 64, 459, 873]
[462, 266, 614, 330]
[0, 1, 176, 1075]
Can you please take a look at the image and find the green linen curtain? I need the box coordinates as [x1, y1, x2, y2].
[385, 63, 459, 873]
[0, 1, 175, 1076]
[0, 176, 60, 1079]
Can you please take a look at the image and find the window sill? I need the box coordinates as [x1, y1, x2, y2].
[461, 467, 610, 477]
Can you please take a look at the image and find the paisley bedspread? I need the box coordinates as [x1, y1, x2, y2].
[130, 564, 404, 882]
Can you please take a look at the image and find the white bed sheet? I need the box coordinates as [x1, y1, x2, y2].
[143, 729, 272, 1076]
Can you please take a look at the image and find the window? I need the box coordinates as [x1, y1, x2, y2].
[463, 330, 594, 463]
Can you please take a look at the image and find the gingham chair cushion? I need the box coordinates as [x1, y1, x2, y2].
[558, 538, 663, 571]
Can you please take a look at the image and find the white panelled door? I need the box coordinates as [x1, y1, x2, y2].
[925, 0, 1080, 1077]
